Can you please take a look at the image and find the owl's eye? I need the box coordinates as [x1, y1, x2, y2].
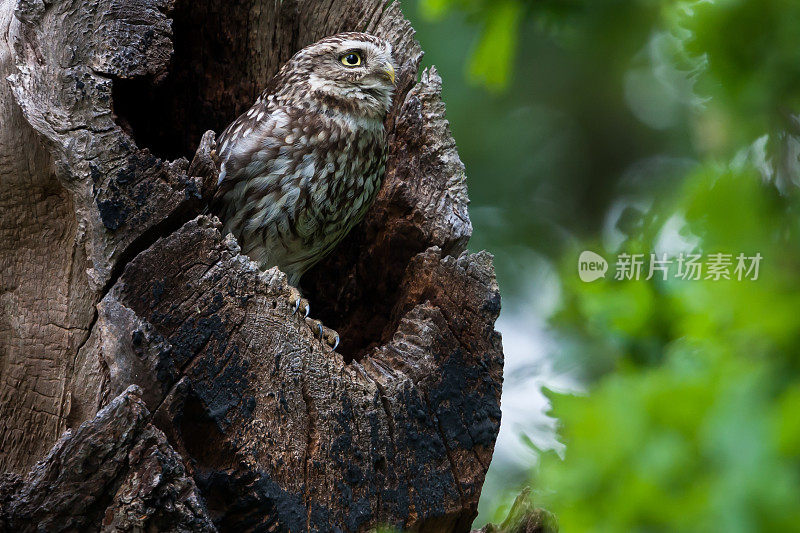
[340, 52, 362, 67]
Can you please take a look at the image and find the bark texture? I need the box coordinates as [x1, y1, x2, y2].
[0, 0, 504, 531]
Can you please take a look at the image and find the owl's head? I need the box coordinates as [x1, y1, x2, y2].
[275, 33, 397, 119]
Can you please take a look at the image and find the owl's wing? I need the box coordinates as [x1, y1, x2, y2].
[214, 99, 288, 204]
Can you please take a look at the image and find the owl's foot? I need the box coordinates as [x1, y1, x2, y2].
[289, 286, 310, 318]
[287, 286, 339, 350]
[305, 317, 340, 351]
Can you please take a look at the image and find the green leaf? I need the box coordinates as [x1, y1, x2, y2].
[468, 1, 523, 91]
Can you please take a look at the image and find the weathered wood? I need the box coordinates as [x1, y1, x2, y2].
[0, 0, 504, 530]
[0, 386, 216, 532]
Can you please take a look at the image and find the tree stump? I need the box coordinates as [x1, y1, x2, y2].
[0, 0, 504, 531]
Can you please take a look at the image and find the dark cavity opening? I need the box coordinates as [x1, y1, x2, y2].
[303, 222, 430, 364]
[112, 0, 270, 161]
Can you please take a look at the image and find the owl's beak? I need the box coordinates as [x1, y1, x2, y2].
[382, 62, 396, 85]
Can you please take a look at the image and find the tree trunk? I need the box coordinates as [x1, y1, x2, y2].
[0, 0, 504, 531]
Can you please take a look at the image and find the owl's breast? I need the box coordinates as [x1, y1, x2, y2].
[298, 121, 386, 242]
[215, 106, 387, 280]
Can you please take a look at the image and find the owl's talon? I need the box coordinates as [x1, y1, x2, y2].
[292, 298, 310, 317]
[304, 317, 340, 351]
[292, 298, 309, 317]
[288, 286, 310, 317]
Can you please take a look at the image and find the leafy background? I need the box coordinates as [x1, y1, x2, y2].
[404, 0, 800, 530]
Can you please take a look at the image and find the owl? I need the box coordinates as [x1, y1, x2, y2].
[213, 33, 397, 349]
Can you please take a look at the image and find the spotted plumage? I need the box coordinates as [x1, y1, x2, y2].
[214, 32, 396, 287]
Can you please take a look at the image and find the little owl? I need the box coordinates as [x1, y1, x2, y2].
[214, 33, 397, 349]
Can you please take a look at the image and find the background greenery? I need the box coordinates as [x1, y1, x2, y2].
[405, 0, 800, 530]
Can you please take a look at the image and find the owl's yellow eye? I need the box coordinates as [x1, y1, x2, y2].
[340, 52, 362, 67]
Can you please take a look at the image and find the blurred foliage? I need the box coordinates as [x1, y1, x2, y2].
[674, 0, 800, 151]
[411, 0, 800, 530]
[418, 0, 662, 92]
[540, 164, 800, 531]
[477, 487, 558, 533]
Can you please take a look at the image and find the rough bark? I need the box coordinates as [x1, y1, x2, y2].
[0, 0, 503, 531]
[0, 386, 215, 532]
